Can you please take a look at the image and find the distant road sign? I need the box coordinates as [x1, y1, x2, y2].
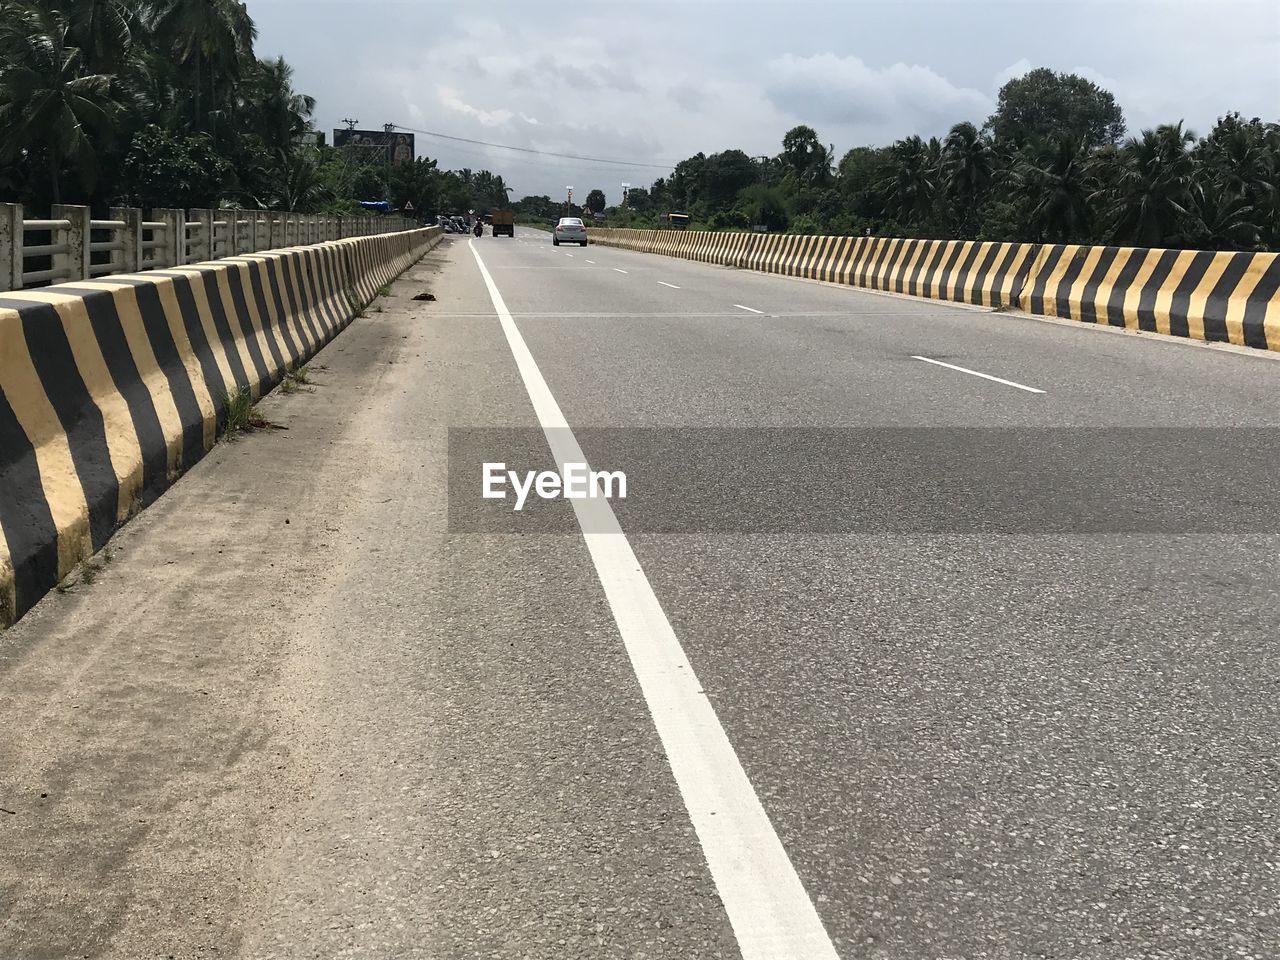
[403, 201, 414, 212]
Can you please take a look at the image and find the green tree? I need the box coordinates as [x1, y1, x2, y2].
[117, 124, 227, 207]
[781, 125, 832, 184]
[1101, 123, 1197, 247]
[1009, 135, 1094, 242]
[387, 156, 439, 216]
[701, 149, 759, 207]
[0, 2, 122, 202]
[249, 56, 315, 162]
[941, 121, 994, 236]
[149, 0, 256, 134]
[736, 183, 788, 231]
[877, 135, 938, 228]
[987, 67, 1126, 149]
[584, 188, 607, 213]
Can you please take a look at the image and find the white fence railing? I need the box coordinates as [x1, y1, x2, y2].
[0, 204, 417, 292]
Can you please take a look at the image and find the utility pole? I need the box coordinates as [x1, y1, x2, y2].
[341, 118, 359, 131]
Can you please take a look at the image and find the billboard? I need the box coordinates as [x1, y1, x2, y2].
[333, 128, 415, 165]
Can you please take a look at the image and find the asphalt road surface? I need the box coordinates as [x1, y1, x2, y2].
[2, 228, 1278, 960]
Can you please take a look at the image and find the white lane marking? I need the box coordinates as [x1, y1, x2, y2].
[468, 240, 838, 960]
[613, 268, 629, 274]
[566, 253, 575, 258]
[657, 281, 682, 289]
[911, 355, 1046, 394]
[585, 259, 596, 264]
[734, 304, 764, 314]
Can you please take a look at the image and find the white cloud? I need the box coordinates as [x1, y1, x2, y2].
[438, 88, 514, 127]
[993, 58, 1034, 92]
[765, 53, 993, 139]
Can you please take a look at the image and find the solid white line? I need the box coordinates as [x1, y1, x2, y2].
[734, 304, 764, 314]
[467, 240, 837, 960]
[911, 355, 1046, 394]
[657, 281, 681, 289]
[613, 268, 629, 274]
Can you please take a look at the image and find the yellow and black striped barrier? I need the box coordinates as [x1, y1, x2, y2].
[588, 229, 1280, 350]
[0, 227, 441, 626]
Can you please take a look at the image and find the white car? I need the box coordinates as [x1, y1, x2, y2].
[553, 217, 588, 246]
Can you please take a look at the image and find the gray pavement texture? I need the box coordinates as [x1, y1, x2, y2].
[2, 228, 1279, 960]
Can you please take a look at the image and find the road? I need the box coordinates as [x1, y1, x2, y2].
[2, 228, 1278, 960]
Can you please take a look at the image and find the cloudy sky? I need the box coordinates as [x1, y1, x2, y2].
[251, 0, 1280, 206]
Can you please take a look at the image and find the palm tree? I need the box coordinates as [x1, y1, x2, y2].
[250, 56, 316, 162]
[1186, 181, 1259, 250]
[62, 0, 142, 76]
[942, 121, 994, 236]
[1102, 123, 1197, 247]
[1009, 135, 1093, 242]
[0, 3, 122, 202]
[877, 135, 937, 227]
[148, 0, 256, 133]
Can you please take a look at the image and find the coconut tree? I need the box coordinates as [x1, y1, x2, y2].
[1009, 134, 1093, 243]
[249, 56, 316, 163]
[942, 121, 994, 236]
[148, 0, 256, 133]
[0, 2, 122, 202]
[1103, 123, 1197, 247]
[877, 135, 938, 227]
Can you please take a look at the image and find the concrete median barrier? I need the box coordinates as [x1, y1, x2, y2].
[0, 226, 442, 626]
[588, 228, 1280, 350]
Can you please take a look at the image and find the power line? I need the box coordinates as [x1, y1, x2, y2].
[389, 124, 677, 170]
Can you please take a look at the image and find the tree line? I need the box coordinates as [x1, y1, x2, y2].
[0, 0, 513, 218]
[576, 68, 1279, 251]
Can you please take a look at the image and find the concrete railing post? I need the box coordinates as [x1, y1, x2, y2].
[227, 208, 242, 254]
[153, 208, 183, 267]
[51, 204, 90, 282]
[1, 202, 22, 291]
[187, 208, 213, 263]
[110, 206, 143, 274]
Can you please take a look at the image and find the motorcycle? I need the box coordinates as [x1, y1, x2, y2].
[473, 221, 484, 238]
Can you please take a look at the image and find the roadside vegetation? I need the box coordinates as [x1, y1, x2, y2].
[220, 386, 273, 436]
[0, 0, 515, 218]
[517, 68, 1280, 251]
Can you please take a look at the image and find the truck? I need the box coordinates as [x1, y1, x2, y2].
[490, 209, 515, 237]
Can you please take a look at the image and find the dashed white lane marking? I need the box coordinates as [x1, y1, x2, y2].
[566, 253, 574, 258]
[468, 240, 838, 960]
[657, 281, 681, 289]
[613, 268, 629, 274]
[911, 355, 1046, 394]
[585, 259, 596, 264]
[734, 304, 764, 314]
